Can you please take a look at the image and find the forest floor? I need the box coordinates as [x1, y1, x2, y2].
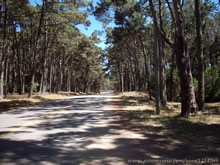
[117, 91, 220, 136]
[113, 91, 220, 162]
[0, 92, 94, 113]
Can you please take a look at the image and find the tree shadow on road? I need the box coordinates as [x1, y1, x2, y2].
[0, 96, 220, 165]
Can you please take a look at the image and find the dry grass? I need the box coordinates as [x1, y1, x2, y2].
[118, 91, 220, 137]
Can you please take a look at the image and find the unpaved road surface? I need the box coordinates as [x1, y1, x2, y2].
[0, 92, 150, 165]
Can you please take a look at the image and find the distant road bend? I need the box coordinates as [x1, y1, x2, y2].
[0, 91, 150, 165]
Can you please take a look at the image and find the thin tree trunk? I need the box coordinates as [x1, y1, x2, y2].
[29, 0, 45, 97]
[11, 67, 16, 94]
[0, 0, 7, 99]
[159, 0, 167, 107]
[49, 64, 52, 93]
[169, 51, 175, 101]
[67, 69, 71, 92]
[140, 39, 152, 99]
[21, 46, 25, 94]
[41, 10, 50, 95]
[121, 66, 124, 93]
[21, 74, 25, 94]
[29, 70, 35, 97]
[4, 56, 8, 97]
[39, 73, 43, 94]
[149, 0, 160, 115]
[195, 0, 204, 111]
[0, 71, 3, 99]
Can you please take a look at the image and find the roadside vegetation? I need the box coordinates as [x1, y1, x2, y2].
[118, 92, 220, 138]
[95, 0, 220, 117]
[0, 92, 93, 113]
[0, 0, 105, 100]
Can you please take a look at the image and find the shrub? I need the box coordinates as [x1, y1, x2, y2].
[205, 66, 220, 102]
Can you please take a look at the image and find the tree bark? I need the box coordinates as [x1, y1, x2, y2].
[28, 0, 45, 97]
[41, 2, 50, 95]
[169, 51, 175, 101]
[173, 0, 197, 117]
[195, 0, 204, 111]
[149, 0, 160, 115]
[0, 0, 7, 99]
[159, 0, 167, 107]
[140, 38, 152, 100]
[67, 69, 71, 92]
[4, 55, 8, 97]
[49, 63, 53, 93]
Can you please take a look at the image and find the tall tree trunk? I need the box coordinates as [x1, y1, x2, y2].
[140, 39, 152, 100]
[159, 0, 167, 107]
[0, 0, 7, 99]
[173, 0, 197, 117]
[195, 0, 204, 111]
[41, 3, 50, 95]
[29, 0, 45, 97]
[13, 20, 23, 95]
[149, 0, 160, 115]
[21, 46, 25, 94]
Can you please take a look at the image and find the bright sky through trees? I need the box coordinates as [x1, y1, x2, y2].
[29, 0, 113, 50]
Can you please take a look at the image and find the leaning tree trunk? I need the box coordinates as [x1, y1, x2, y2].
[173, 0, 197, 117]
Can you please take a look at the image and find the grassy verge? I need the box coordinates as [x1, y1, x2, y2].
[0, 92, 94, 113]
[119, 92, 220, 139]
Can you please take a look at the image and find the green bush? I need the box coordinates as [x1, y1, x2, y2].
[33, 82, 39, 92]
[205, 66, 220, 102]
[193, 78, 198, 97]
[166, 68, 181, 102]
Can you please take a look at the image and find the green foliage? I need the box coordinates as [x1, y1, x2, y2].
[33, 83, 39, 92]
[193, 78, 198, 97]
[166, 68, 181, 102]
[165, 66, 220, 103]
[205, 66, 220, 102]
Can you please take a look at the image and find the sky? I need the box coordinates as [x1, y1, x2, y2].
[29, 0, 112, 50]
[76, 0, 110, 50]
